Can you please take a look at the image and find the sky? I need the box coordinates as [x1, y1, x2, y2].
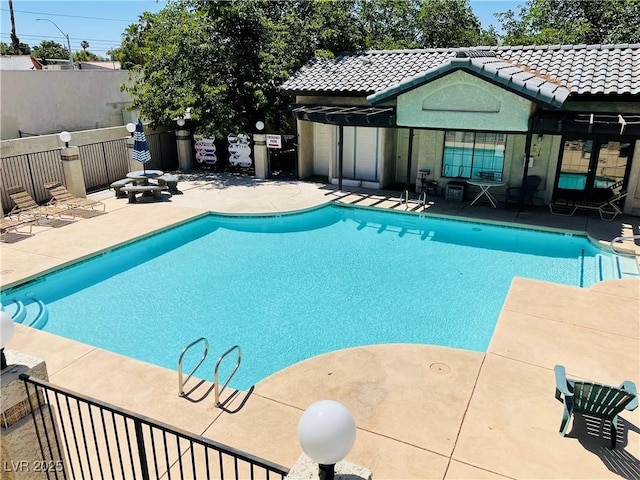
[1, 0, 524, 58]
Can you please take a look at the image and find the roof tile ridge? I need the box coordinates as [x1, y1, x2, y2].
[350, 47, 457, 55]
[499, 57, 567, 87]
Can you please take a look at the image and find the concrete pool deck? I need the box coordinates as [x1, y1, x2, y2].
[1, 173, 639, 479]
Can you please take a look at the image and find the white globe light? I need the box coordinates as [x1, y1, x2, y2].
[255, 121, 265, 131]
[0, 311, 15, 348]
[298, 400, 356, 465]
[176, 118, 186, 127]
[59, 131, 71, 143]
[126, 123, 136, 133]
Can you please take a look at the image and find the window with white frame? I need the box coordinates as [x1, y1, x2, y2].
[442, 131, 506, 180]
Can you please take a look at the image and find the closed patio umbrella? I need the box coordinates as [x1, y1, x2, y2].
[132, 118, 151, 173]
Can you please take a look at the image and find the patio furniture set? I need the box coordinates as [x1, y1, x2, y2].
[110, 171, 179, 203]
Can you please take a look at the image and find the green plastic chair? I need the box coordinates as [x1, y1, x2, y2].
[554, 365, 638, 449]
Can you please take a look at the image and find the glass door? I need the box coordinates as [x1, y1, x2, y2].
[555, 137, 632, 202]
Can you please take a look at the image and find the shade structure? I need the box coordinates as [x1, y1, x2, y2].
[132, 118, 151, 171]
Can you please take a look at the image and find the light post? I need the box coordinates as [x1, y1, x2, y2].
[59, 130, 71, 148]
[298, 400, 356, 480]
[36, 18, 73, 66]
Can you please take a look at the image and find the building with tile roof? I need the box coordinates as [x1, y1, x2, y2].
[281, 44, 640, 216]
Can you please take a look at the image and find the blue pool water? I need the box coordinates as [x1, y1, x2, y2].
[1, 205, 619, 390]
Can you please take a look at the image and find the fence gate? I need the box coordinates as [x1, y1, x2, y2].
[268, 135, 298, 179]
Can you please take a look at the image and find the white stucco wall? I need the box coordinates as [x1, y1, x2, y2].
[0, 70, 137, 140]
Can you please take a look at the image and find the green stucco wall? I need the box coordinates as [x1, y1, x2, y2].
[396, 70, 535, 132]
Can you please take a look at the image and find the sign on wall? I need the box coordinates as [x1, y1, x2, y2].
[228, 133, 252, 167]
[195, 137, 217, 165]
[266, 134, 282, 149]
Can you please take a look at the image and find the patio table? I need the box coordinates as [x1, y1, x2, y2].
[466, 179, 505, 208]
[127, 170, 164, 185]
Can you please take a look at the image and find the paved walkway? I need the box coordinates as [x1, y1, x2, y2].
[2, 173, 639, 479]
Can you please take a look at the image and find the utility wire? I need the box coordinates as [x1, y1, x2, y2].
[0, 7, 134, 22]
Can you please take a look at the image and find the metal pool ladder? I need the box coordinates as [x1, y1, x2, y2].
[178, 337, 209, 397]
[610, 235, 640, 257]
[178, 339, 243, 407]
[214, 345, 242, 407]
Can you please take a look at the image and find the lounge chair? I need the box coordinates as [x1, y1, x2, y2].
[505, 175, 542, 206]
[7, 186, 76, 225]
[0, 215, 33, 241]
[549, 182, 627, 221]
[554, 364, 638, 449]
[44, 181, 105, 211]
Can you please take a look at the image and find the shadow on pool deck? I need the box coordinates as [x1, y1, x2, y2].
[2, 172, 639, 479]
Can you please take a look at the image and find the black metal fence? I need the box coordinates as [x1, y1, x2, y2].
[20, 374, 289, 480]
[1, 130, 179, 213]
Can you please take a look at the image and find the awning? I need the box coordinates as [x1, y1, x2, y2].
[292, 105, 396, 127]
[533, 111, 640, 136]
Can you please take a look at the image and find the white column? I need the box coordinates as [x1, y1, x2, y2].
[176, 129, 193, 171]
[253, 134, 268, 179]
[60, 146, 87, 198]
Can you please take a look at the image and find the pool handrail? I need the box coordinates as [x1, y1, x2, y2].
[178, 337, 209, 397]
[610, 235, 640, 257]
[214, 344, 242, 408]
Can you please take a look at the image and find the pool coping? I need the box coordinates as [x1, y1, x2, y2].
[1, 174, 639, 478]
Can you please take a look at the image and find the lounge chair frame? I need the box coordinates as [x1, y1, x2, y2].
[549, 181, 627, 221]
[7, 186, 76, 225]
[44, 181, 106, 211]
[0, 215, 34, 241]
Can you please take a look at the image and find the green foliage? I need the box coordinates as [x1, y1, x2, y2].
[31, 40, 69, 60]
[73, 50, 105, 62]
[119, 0, 496, 136]
[498, 0, 640, 45]
[0, 41, 31, 55]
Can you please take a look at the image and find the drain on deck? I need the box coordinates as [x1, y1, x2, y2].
[429, 363, 450, 375]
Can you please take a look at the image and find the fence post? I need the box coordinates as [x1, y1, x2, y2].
[60, 146, 87, 198]
[133, 419, 151, 480]
[175, 128, 193, 171]
[253, 134, 268, 179]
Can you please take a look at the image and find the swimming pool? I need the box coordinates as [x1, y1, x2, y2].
[0, 205, 623, 390]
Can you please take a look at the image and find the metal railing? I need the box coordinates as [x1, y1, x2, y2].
[20, 374, 289, 480]
[214, 346, 242, 408]
[610, 235, 640, 257]
[178, 337, 209, 397]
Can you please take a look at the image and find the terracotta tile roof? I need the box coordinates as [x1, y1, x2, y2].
[281, 44, 640, 99]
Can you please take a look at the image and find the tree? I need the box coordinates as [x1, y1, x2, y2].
[31, 40, 69, 60]
[120, 0, 496, 137]
[415, 0, 497, 48]
[8, 0, 20, 54]
[73, 50, 105, 62]
[0, 41, 31, 55]
[108, 11, 156, 69]
[497, 0, 640, 45]
[80, 40, 89, 51]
